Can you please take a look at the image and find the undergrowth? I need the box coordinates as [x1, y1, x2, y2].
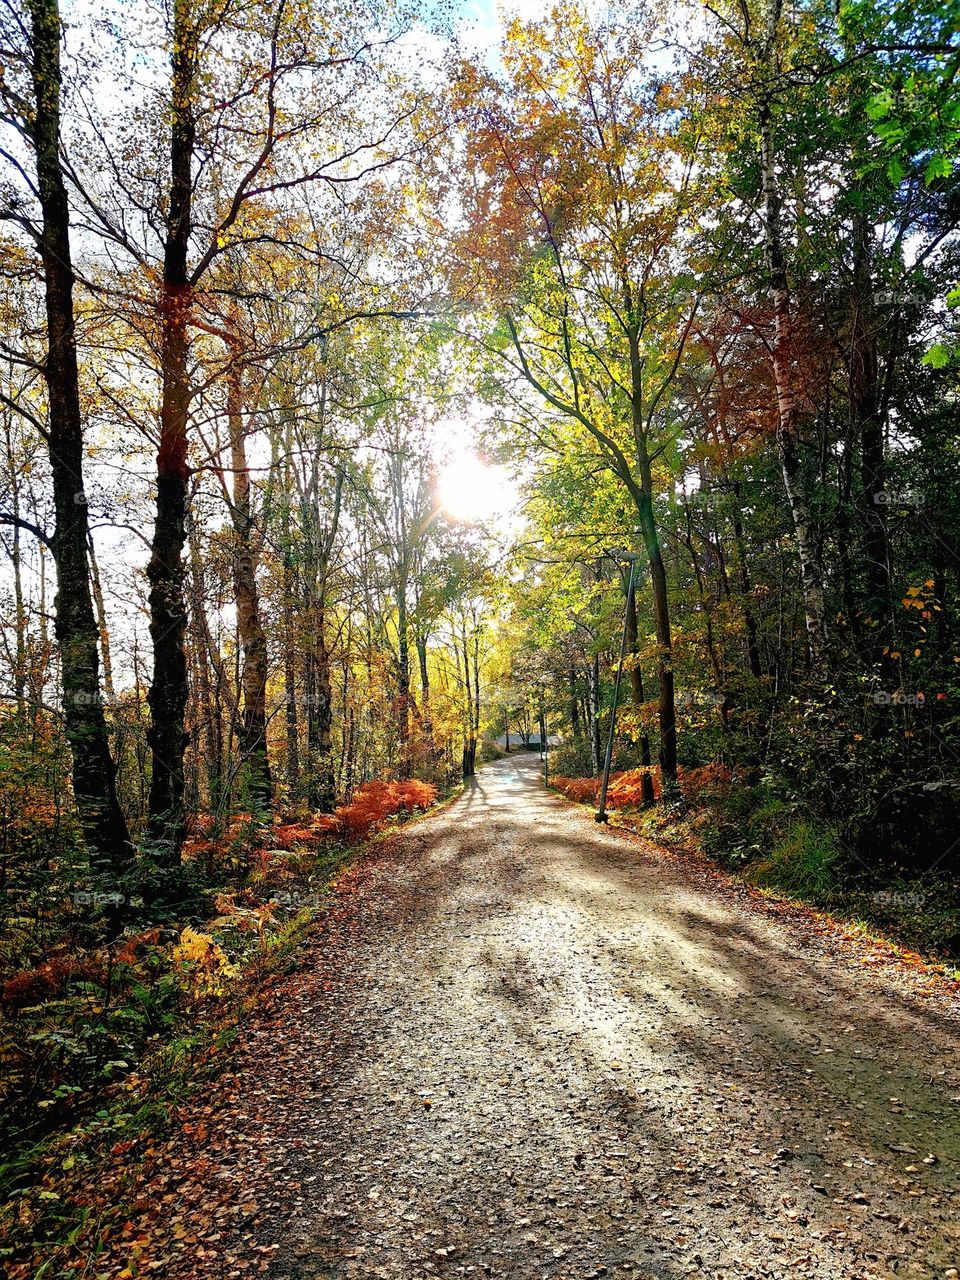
[0, 777, 442, 1268]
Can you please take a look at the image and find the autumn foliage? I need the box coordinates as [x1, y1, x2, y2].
[329, 779, 438, 839]
[263, 779, 436, 846]
[551, 764, 732, 809]
[180, 779, 439, 870]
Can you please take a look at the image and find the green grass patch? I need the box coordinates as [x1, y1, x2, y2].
[744, 820, 842, 903]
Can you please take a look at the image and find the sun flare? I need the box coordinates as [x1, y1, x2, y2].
[437, 452, 513, 524]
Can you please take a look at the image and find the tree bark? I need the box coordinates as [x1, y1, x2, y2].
[146, 0, 197, 859]
[283, 553, 300, 797]
[588, 654, 602, 776]
[396, 582, 411, 776]
[416, 634, 434, 758]
[187, 534, 222, 810]
[730, 497, 763, 680]
[634, 474, 677, 782]
[306, 603, 336, 811]
[3, 412, 28, 716]
[460, 626, 476, 780]
[226, 345, 271, 808]
[850, 212, 892, 635]
[277, 417, 300, 797]
[27, 0, 133, 877]
[301, 466, 341, 812]
[758, 6, 826, 665]
[568, 664, 580, 738]
[624, 312, 678, 784]
[623, 568, 655, 805]
[87, 535, 115, 707]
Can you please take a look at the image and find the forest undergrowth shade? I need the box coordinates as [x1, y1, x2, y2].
[0, 776, 440, 1256]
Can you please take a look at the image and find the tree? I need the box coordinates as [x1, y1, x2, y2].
[454, 2, 710, 783]
[0, 0, 133, 876]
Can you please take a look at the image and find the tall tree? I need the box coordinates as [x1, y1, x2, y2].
[455, 2, 708, 782]
[1, 0, 133, 875]
[145, 0, 196, 852]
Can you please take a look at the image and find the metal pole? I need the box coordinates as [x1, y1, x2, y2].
[540, 703, 548, 785]
[596, 558, 637, 823]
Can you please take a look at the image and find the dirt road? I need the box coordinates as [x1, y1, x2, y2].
[253, 754, 960, 1280]
[99, 754, 960, 1280]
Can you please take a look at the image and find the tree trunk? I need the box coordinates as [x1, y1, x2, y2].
[279, 419, 300, 797]
[146, 0, 196, 859]
[588, 654, 602, 775]
[396, 584, 411, 776]
[624, 568, 655, 806]
[758, 19, 826, 665]
[306, 603, 336, 811]
[3, 413, 28, 716]
[625, 310, 678, 784]
[634, 480, 677, 783]
[87, 535, 115, 706]
[226, 346, 271, 809]
[568, 664, 580, 738]
[416, 634, 434, 758]
[187, 536, 221, 810]
[460, 628, 476, 779]
[681, 504, 728, 726]
[472, 624, 481, 741]
[851, 212, 892, 636]
[27, 0, 133, 877]
[730, 497, 763, 680]
[283, 558, 300, 798]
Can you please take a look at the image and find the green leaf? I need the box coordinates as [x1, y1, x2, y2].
[875, 120, 905, 143]
[922, 343, 952, 369]
[886, 157, 907, 184]
[924, 155, 953, 186]
[865, 89, 894, 121]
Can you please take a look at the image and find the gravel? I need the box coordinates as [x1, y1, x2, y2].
[262, 754, 960, 1280]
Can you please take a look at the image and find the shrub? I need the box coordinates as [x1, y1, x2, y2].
[552, 768, 659, 807]
[678, 763, 732, 800]
[1, 954, 104, 1010]
[549, 739, 596, 778]
[333, 778, 437, 840]
[554, 762, 735, 810]
[552, 775, 600, 803]
[608, 767, 661, 806]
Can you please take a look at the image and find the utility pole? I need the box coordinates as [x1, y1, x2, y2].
[596, 551, 639, 824]
[539, 699, 548, 785]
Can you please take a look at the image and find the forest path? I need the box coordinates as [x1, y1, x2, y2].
[104, 756, 960, 1280]
[252, 753, 960, 1280]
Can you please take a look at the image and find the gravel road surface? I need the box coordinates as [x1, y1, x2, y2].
[259, 754, 960, 1280]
